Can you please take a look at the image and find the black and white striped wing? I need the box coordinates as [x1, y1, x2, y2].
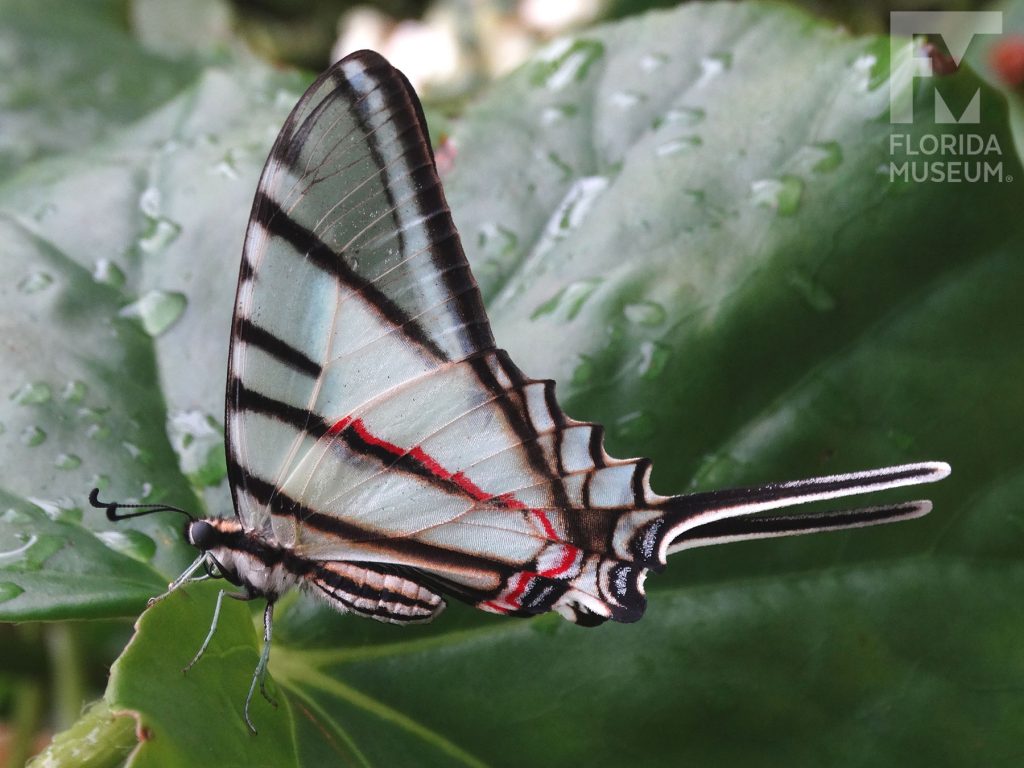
[227, 51, 950, 627]
[226, 51, 493, 538]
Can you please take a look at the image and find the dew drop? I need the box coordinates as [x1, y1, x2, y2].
[18, 272, 53, 294]
[809, 141, 843, 173]
[86, 422, 111, 441]
[212, 148, 244, 179]
[119, 290, 187, 336]
[532, 38, 605, 91]
[610, 90, 646, 109]
[90, 473, 111, 490]
[531, 277, 603, 321]
[654, 107, 706, 130]
[787, 269, 837, 313]
[623, 300, 667, 326]
[96, 530, 157, 563]
[640, 52, 668, 72]
[0, 508, 33, 524]
[32, 202, 57, 222]
[20, 428, 45, 450]
[77, 406, 108, 423]
[55, 453, 82, 471]
[853, 40, 890, 92]
[637, 341, 671, 380]
[540, 104, 578, 126]
[656, 135, 703, 156]
[0, 533, 61, 569]
[93, 258, 126, 288]
[11, 381, 52, 405]
[61, 380, 88, 403]
[477, 223, 519, 258]
[123, 442, 154, 466]
[0, 582, 24, 604]
[138, 217, 182, 254]
[695, 52, 732, 88]
[555, 177, 609, 233]
[168, 410, 227, 487]
[750, 175, 804, 216]
[138, 186, 161, 218]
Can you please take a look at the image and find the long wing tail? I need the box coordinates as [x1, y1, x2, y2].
[659, 461, 950, 559]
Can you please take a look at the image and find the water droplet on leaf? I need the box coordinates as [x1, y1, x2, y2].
[139, 186, 161, 218]
[750, 175, 804, 216]
[0, 582, 24, 603]
[19, 426, 45, 446]
[640, 53, 668, 72]
[168, 410, 227, 487]
[11, 382, 51, 405]
[623, 300, 667, 326]
[93, 258, 126, 288]
[809, 141, 843, 173]
[637, 341, 671, 380]
[0, 533, 61, 569]
[532, 38, 605, 90]
[138, 217, 182, 254]
[695, 52, 732, 88]
[610, 90, 645, 109]
[96, 530, 157, 563]
[787, 268, 837, 312]
[61, 380, 88, 403]
[654, 107, 706, 130]
[532, 278, 603, 322]
[119, 290, 187, 336]
[55, 453, 82, 470]
[540, 104, 578, 126]
[656, 136, 703, 156]
[18, 272, 53, 294]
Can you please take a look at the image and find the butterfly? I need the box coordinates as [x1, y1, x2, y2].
[91, 49, 950, 733]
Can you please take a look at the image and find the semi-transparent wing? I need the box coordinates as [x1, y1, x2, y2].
[226, 51, 493, 536]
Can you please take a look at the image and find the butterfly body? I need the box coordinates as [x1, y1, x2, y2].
[187, 517, 443, 622]
[96, 49, 950, 732]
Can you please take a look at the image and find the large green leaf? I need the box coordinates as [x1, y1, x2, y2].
[6, 1, 1023, 766]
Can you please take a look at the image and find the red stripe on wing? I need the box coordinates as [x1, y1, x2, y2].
[332, 418, 579, 613]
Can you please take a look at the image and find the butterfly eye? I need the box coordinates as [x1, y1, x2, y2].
[188, 520, 218, 551]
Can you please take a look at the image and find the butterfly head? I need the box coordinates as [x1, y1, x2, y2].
[187, 519, 219, 551]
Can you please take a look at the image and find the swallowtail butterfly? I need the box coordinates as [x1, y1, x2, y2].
[93, 50, 950, 732]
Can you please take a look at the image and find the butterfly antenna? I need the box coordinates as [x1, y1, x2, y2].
[89, 488, 196, 523]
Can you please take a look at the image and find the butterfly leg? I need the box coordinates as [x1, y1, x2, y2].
[147, 553, 207, 607]
[244, 601, 277, 734]
[183, 588, 251, 674]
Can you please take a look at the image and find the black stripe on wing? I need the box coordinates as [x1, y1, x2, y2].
[235, 316, 322, 377]
[230, 378, 330, 438]
[252, 192, 450, 361]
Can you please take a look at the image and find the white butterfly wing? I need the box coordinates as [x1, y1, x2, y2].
[227, 52, 492, 539]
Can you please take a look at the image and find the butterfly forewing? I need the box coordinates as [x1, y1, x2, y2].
[227, 52, 495, 536]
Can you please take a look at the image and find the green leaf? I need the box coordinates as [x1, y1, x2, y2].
[7, 1, 1024, 766]
[0, 0, 200, 174]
